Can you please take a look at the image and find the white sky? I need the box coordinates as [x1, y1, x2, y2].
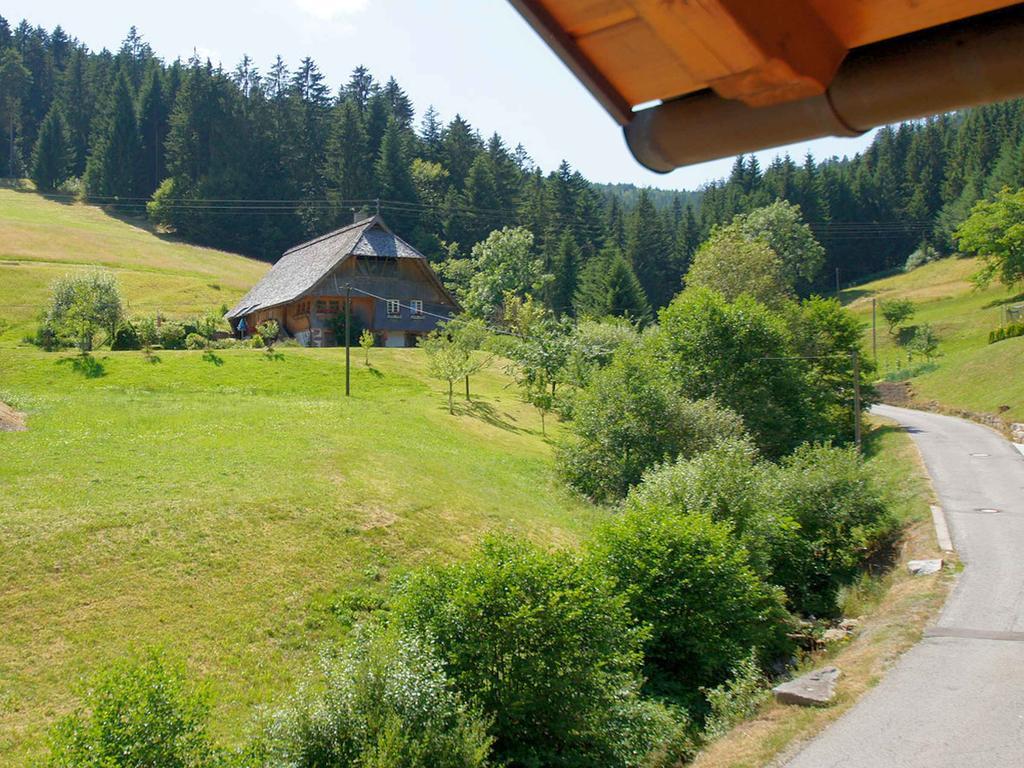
[6, 0, 880, 190]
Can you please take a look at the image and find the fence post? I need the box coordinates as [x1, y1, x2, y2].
[852, 349, 862, 452]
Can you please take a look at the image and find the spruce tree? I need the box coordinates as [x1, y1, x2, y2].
[374, 115, 416, 230]
[548, 230, 580, 315]
[624, 189, 670, 309]
[137, 65, 168, 195]
[324, 98, 372, 206]
[30, 102, 73, 189]
[84, 71, 143, 199]
[574, 245, 651, 323]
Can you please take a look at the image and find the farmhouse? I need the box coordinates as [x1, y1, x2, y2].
[226, 216, 459, 347]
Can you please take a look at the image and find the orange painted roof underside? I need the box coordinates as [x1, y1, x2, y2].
[513, 0, 1022, 123]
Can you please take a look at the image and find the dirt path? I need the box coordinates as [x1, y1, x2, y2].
[0, 401, 26, 431]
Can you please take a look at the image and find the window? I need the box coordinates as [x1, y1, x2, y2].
[316, 299, 326, 313]
[387, 299, 401, 318]
[410, 300, 424, 317]
[328, 300, 339, 313]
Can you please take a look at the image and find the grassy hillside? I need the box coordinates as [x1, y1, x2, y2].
[842, 257, 1024, 422]
[0, 186, 268, 344]
[0, 191, 600, 764]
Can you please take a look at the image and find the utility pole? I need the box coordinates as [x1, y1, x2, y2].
[871, 298, 877, 361]
[345, 284, 352, 397]
[835, 267, 840, 298]
[852, 349, 862, 452]
[374, 198, 380, 216]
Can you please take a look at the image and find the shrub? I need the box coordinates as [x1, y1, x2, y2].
[136, 316, 159, 347]
[257, 629, 493, 768]
[623, 439, 797, 580]
[700, 652, 771, 741]
[185, 332, 208, 351]
[45, 650, 221, 768]
[29, 322, 62, 350]
[157, 321, 187, 350]
[391, 536, 684, 768]
[251, 333, 265, 349]
[257, 319, 280, 344]
[557, 347, 747, 502]
[589, 509, 788, 703]
[765, 444, 899, 616]
[656, 288, 817, 458]
[904, 243, 941, 272]
[989, 322, 1024, 344]
[194, 312, 222, 339]
[110, 320, 141, 350]
[44, 271, 124, 352]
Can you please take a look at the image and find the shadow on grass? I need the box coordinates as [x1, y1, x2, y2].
[262, 349, 285, 362]
[982, 291, 1024, 309]
[57, 354, 106, 378]
[366, 365, 383, 378]
[452, 399, 525, 434]
[839, 288, 874, 306]
[202, 350, 224, 366]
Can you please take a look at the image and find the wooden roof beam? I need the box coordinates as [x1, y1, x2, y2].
[623, 0, 848, 107]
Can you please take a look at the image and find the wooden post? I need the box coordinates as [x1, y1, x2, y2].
[345, 284, 352, 397]
[852, 348, 862, 452]
[871, 298, 877, 361]
[835, 267, 840, 298]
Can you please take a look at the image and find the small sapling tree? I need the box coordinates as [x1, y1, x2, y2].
[909, 322, 940, 360]
[880, 298, 915, 339]
[44, 271, 124, 353]
[421, 329, 470, 414]
[359, 329, 374, 365]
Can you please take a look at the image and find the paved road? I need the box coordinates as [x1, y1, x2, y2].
[784, 404, 1024, 768]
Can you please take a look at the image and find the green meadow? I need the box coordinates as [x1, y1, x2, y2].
[842, 256, 1024, 421]
[0, 191, 599, 763]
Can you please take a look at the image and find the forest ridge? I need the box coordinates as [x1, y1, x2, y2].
[3, 19, 1024, 307]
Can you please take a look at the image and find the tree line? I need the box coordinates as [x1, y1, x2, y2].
[4, 18, 1024, 308]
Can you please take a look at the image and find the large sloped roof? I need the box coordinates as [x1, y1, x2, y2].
[226, 217, 451, 319]
[509, 1, 1024, 170]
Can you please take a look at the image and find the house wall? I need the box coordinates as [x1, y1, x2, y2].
[240, 255, 457, 348]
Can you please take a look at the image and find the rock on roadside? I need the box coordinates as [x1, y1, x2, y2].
[773, 666, 841, 706]
[907, 559, 943, 576]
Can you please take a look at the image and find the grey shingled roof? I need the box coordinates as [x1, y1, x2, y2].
[226, 216, 434, 319]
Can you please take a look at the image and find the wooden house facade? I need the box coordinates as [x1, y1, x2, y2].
[226, 217, 459, 347]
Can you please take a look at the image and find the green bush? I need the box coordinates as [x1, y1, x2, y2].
[656, 288, 818, 458]
[44, 271, 124, 352]
[589, 508, 788, 703]
[185, 332, 208, 350]
[700, 653, 770, 741]
[257, 319, 280, 344]
[251, 333, 265, 349]
[110, 320, 141, 350]
[765, 444, 899, 617]
[624, 440, 797, 580]
[989, 322, 1024, 344]
[45, 650, 221, 768]
[904, 243, 941, 272]
[158, 321, 187, 350]
[390, 536, 685, 768]
[557, 347, 747, 502]
[257, 629, 493, 768]
[29, 322, 62, 351]
[136, 316, 159, 347]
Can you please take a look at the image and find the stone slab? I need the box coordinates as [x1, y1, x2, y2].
[773, 666, 841, 706]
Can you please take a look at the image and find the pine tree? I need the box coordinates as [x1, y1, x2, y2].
[84, 72, 143, 198]
[61, 47, 92, 176]
[137, 65, 168, 195]
[624, 189, 670, 309]
[383, 76, 413, 129]
[0, 48, 31, 176]
[440, 114, 480, 189]
[459, 153, 499, 245]
[30, 102, 72, 189]
[324, 98, 372, 206]
[574, 245, 651, 323]
[419, 105, 442, 162]
[548, 230, 580, 315]
[375, 115, 416, 229]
